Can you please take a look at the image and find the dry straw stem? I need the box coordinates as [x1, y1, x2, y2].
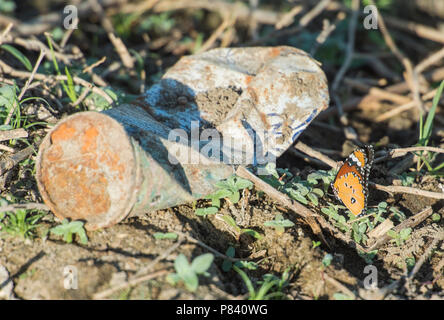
[247, 0, 332, 45]
[0, 202, 49, 213]
[384, 15, 444, 45]
[375, 87, 440, 122]
[0, 144, 36, 176]
[0, 128, 28, 142]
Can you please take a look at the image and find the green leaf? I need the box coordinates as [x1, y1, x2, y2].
[227, 191, 240, 204]
[307, 192, 318, 206]
[234, 260, 258, 270]
[0, 84, 17, 108]
[234, 177, 253, 190]
[399, 228, 412, 240]
[241, 228, 262, 240]
[174, 253, 191, 277]
[182, 270, 199, 292]
[191, 253, 214, 274]
[221, 215, 240, 231]
[432, 213, 441, 222]
[1, 44, 32, 71]
[422, 80, 444, 146]
[153, 232, 178, 240]
[286, 188, 308, 204]
[195, 206, 218, 216]
[333, 292, 354, 300]
[322, 253, 333, 267]
[207, 189, 232, 200]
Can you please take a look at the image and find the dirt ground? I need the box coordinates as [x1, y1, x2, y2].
[0, 0, 444, 300]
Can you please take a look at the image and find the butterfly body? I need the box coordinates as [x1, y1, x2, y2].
[331, 145, 374, 217]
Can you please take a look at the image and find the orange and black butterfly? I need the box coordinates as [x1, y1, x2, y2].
[331, 145, 374, 217]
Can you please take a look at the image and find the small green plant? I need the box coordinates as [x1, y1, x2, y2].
[405, 257, 416, 272]
[195, 175, 253, 216]
[233, 265, 289, 300]
[264, 214, 294, 234]
[312, 240, 321, 249]
[0, 209, 44, 239]
[221, 246, 259, 272]
[321, 203, 349, 232]
[153, 232, 178, 240]
[387, 227, 412, 246]
[46, 34, 78, 104]
[397, 172, 416, 187]
[357, 249, 378, 264]
[416, 80, 444, 173]
[432, 213, 441, 222]
[0, 44, 32, 71]
[49, 219, 88, 244]
[322, 253, 333, 267]
[333, 292, 354, 300]
[221, 214, 262, 240]
[167, 253, 214, 292]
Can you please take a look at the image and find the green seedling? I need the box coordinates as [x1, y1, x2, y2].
[46, 35, 78, 104]
[322, 253, 333, 267]
[153, 232, 178, 240]
[222, 246, 258, 272]
[233, 265, 289, 300]
[387, 227, 412, 246]
[167, 253, 214, 292]
[432, 213, 441, 222]
[0, 44, 32, 71]
[312, 240, 321, 249]
[405, 257, 416, 272]
[333, 292, 354, 300]
[417, 80, 444, 172]
[357, 249, 378, 264]
[49, 219, 88, 244]
[321, 203, 349, 232]
[0, 209, 44, 239]
[0, 0, 15, 13]
[195, 175, 253, 216]
[286, 176, 324, 206]
[306, 169, 337, 193]
[264, 214, 294, 234]
[397, 172, 416, 186]
[389, 206, 406, 222]
[222, 246, 236, 272]
[221, 214, 262, 240]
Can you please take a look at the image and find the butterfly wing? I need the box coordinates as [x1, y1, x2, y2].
[332, 161, 366, 216]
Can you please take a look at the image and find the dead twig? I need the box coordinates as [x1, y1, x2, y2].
[370, 183, 444, 200]
[0, 202, 50, 213]
[365, 206, 434, 251]
[0, 144, 36, 176]
[0, 128, 28, 142]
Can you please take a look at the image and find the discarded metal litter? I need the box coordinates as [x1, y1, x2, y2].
[36, 46, 329, 230]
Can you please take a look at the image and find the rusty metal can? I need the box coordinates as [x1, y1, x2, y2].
[35, 46, 329, 230]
